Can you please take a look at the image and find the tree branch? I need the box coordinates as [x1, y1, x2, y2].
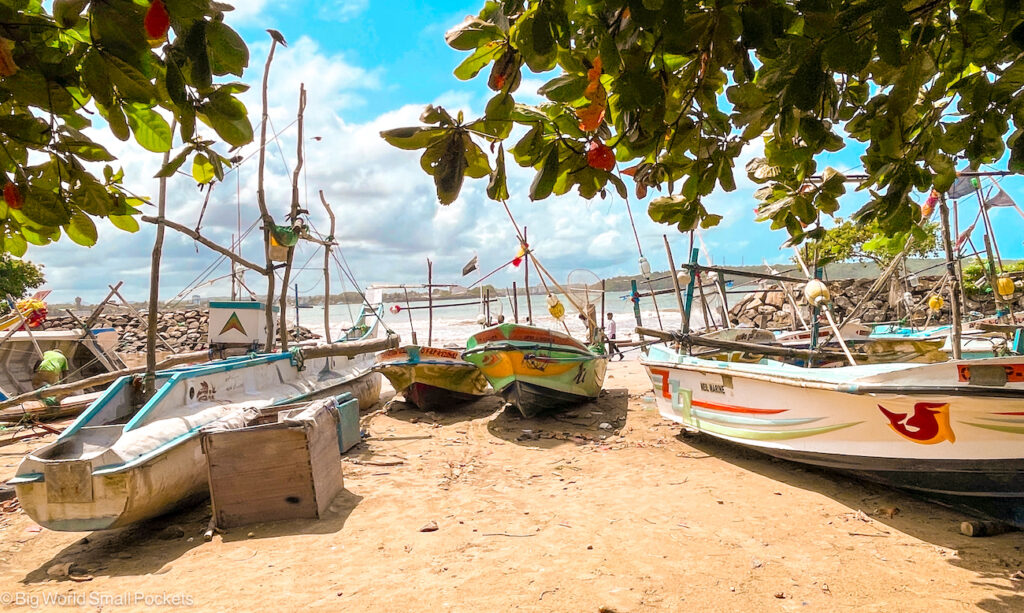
[140, 215, 268, 275]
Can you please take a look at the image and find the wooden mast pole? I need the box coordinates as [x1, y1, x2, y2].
[523, 226, 532, 324]
[319, 190, 336, 344]
[663, 235, 687, 329]
[427, 259, 434, 345]
[257, 31, 286, 352]
[939, 195, 963, 359]
[145, 128, 174, 397]
[278, 84, 306, 352]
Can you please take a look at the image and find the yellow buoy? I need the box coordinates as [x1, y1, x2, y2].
[997, 275, 1015, 298]
[927, 295, 944, 312]
[803, 279, 831, 306]
[546, 294, 565, 320]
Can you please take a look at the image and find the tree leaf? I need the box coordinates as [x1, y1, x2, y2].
[445, 17, 504, 51]
[109, 214, 140, 233]
[454, 42, 504, 80]
[487, 145, 509, 201]
[192, 153, 216, 184]
[529, 145, 559, 201]
[206, 21, 249, 77]
[64, 209, 97, 247]
[380, 127, 449, 151]
[125, 104, 172, 152]
[155, 146, 193, 178]
[99, 53, 157, 103]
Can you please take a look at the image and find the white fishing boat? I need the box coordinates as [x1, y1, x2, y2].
[642, 343, 1024, 525]
[10, 347, 384, 532]
[0, 327, 124, 400]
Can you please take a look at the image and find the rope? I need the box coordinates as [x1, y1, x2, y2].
[288, 346, 305, 371]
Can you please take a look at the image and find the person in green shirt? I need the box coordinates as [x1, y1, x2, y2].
[32, 349, 68, 388]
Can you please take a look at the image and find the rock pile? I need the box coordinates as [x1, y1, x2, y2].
[727, 276, 1017, 329]
[38, 309, 320, 353]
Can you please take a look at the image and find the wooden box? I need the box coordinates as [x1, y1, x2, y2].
[201, 398, 343, 528]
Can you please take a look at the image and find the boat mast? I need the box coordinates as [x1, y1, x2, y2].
[145, 125, 174, 398]
[938, 195, 963, 360]
[256, 31, 285, 352]
[277, 84, 307, 352]
[319, 190, 336, 344]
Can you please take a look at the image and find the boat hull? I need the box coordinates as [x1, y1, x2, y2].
[12, 351, 380, 532]
[374, 346, 488, 410]
[641, 346, 1024, 522]
[463, 324, 607, 418]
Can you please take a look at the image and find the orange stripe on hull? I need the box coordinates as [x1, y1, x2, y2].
[691, 399, 786, 415]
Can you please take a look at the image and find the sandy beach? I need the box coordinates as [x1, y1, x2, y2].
[0, 360, 1021, 612]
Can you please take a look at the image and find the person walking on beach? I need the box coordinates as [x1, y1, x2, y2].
[605, 313, 624, 360]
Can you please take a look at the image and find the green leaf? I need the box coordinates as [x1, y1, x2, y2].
[109, 214, 140, 233]
[97, 102, 131, 142]
[206, 21, 249, 77]
[64, 210, 97, 247]
[529, 145, 559, 201]
[192, 153, 216, 184]
[99, 53, 157, 103]
[165, 59, 188, 108]
[380, 127, 450, 151]
[445, 17, 505, 51]
[487, 145, 509, 201]
[198, 92, 254, 147]
[125, 105, 173, 153]
[538, 74, 587, 102]
[156, 147, 193, 178]
[454, 42, 504, 80]
[4, 232, 27, 257]
[433, 134, 468, 205]
[75, 176, 113, 215]
[181, 21, 213, 90]
[21, 189, 70, 227]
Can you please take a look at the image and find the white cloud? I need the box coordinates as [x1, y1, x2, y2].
[317, 0, 369, 22]
[227, 0, 270, 23]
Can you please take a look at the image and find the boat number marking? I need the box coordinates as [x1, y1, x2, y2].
[878, 402, 955, 444]
[196, 381, 217, 402]
[700, 382, 726, 394]
[958, 364, 1024, 383]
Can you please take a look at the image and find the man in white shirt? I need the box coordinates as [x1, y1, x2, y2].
[605, 312, 624, 360]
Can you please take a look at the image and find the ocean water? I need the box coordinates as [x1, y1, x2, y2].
[288, 290, 721, 359]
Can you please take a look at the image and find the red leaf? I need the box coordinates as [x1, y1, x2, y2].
[586, 140, 615, 172]
[145, 0, 170, 40]
[577, 103, 605, 132]
[4, 182, 22, 210]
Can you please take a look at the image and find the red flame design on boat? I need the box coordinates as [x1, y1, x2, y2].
[878, 402, 956, 444]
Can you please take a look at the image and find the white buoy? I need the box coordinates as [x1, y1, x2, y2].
[803, 279, 831, 306]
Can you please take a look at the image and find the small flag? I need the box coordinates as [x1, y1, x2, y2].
[985, 185, 1017, 208]
[921, 190, 939, 218]
[946, 175, 978, 200]
[955, 221, 977, 251]
[462, 255, 478, 276]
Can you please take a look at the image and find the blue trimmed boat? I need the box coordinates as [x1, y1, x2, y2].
[10, 349, 378, 532]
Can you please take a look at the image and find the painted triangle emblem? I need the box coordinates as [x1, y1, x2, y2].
[219, 312, 246, 336]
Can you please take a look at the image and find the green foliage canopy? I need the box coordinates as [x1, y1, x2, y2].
[0, 0, 253, 257]
[0, 253, 43, 303]
[811, 217, 941, 266]
[382, 0, 1024, 243]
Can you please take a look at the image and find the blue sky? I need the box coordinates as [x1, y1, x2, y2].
[25, 0, 1024, 303]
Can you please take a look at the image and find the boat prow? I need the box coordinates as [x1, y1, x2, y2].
[373, 345, 488, 411]
[463, 323, 607, 418]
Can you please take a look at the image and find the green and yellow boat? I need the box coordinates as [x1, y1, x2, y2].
[373, 346, 489, 411]
[462, 323, 607, 418]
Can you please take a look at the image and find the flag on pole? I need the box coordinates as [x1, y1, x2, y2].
[946, 175, 979, 199]
[462, 255, 478, 276]
[985, 185, 1017, 208]
[955, 220, 977, 251]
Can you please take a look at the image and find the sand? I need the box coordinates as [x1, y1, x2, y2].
[0, 360, 1021, 611]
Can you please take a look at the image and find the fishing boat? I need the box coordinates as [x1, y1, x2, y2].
[10, 346, 387, 532]
[373, 345, 489, 410]
[462, 323, 607, 418]
[0, 327, 124, 400]
[642, 343, 1024, 525]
